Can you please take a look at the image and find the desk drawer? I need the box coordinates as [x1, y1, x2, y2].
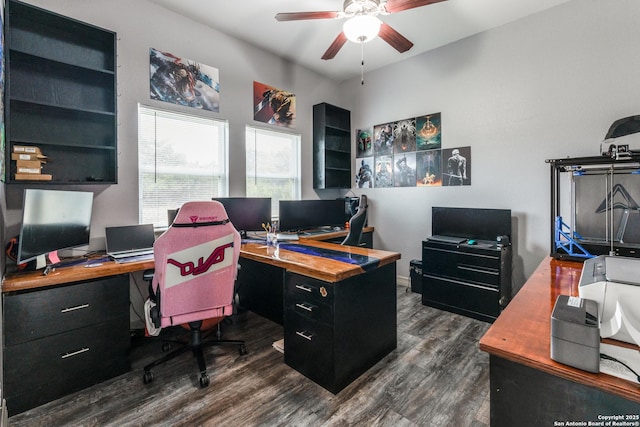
[4, 316, 130, 395]
[4, 275, 129, 346]
[286, 274, 334, 304]
[423, 247, 501, 287]
[284, 310, 333, 387]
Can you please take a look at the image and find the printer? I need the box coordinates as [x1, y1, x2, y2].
[578, 255, 640, 346]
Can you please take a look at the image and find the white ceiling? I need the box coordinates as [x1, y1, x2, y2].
[147, 0, 572, 82]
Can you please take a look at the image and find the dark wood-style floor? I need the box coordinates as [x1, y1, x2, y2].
[9, 286, 490, 427]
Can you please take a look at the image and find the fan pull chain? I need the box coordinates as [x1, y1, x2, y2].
[360, 42, 365, 85]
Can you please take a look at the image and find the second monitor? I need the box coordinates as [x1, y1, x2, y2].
[279, 199, 347, 232]
[212, 197, 271, 237]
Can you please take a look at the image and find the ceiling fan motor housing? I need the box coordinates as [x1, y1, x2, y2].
[343, 0, 382, 17]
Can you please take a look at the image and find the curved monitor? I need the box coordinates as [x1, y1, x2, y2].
[18, 189, 94, 264]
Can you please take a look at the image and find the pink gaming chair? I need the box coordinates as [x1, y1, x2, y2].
[142, 201, 246, 388]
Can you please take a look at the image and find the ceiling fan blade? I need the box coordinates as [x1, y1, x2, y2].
[384, 0, 447, 14]
[321, 32, 348, 60]
[378, 22, 413, 53]
[275, 11, 339, 21]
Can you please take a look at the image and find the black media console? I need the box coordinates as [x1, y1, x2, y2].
[421, 207, 513, 323]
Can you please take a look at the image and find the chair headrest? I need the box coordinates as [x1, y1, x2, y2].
[173, 201, 229, 226]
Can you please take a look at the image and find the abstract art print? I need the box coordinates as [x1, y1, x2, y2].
[149, 48, 220, 112]
[416, 113, 441, 151]
[253, 81, 296, 128]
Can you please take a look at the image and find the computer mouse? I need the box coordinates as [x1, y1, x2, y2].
[467, 239, 477, 245]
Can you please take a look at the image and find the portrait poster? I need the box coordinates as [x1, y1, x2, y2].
[355, 156, 374, 188]
[393, 119, 416, 154]
[373, 123, 394, 155]
[416, 150, 442, 187]
[374, 155, 394, 188]
[443, 146, 472, 186]
[149, 48, 220, 112]
[394, 152, 417, 187]
[416, 113, 441, 151]
[356, 128, 373, 157]
[253, 81, 296, 128]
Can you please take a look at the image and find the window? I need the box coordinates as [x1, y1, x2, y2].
[138, 105, 228, 227]
[245, 126, 301, 217]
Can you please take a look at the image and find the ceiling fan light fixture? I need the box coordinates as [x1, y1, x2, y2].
[343, 15, 381, 43]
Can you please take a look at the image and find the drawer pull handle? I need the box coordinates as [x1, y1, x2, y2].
[295, 331, 313, 341]
[61, 347, 90, 359]
[61, 303, 90, 313]
[295, 303, 314, 312]
[295, 284, 313, 293]
[458, 265, 498, 275]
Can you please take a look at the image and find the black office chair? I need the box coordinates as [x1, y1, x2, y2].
[341, 195, 368, 247]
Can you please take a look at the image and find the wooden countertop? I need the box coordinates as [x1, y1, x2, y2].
[3, 233, 400, 293]
[479, 256, 640, 403]
[240, 238, 400, 283]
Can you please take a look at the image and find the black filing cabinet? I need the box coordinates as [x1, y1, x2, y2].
[422, 239, 512, 322]
[3, 275, 130, 415]
[284, 263, 397, 394]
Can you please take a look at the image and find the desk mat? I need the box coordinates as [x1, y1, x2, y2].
[278, 243, 380, 271]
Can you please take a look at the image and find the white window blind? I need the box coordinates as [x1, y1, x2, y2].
[245, 126, 301, 217]
[138, 105, 228, 227]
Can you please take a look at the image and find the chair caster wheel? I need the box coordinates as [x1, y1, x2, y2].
[162, 342, 171, 352]
[239, 344, 247, 356]
[143, 370, 154, 384]
[199, 373, 210, 388]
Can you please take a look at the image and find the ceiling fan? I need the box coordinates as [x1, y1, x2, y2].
[275, 0, 447, 60]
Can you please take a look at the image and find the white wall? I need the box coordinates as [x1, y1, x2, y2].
[339, 0, 640, 289]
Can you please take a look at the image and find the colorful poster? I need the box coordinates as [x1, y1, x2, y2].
[416, 150, 442, 186]
[253, 81, 296, 128]
[416, 113, 441, 151]
[149, 48, 220, 112]
[356, 128, 373, 157]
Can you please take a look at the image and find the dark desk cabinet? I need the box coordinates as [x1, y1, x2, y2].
[3, 275, 130, 416]
[284, 263, 397, 394]
[422, 239, 512, 322]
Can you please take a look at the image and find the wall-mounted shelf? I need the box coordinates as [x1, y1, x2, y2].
[5, 0, 117, 184]
[313, 103, 351, 189]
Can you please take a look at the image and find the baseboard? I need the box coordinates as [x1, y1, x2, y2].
[397, 275, 409, 287]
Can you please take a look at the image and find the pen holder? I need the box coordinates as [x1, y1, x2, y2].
[266, 232, 277, 246]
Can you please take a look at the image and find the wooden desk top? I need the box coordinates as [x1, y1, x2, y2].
[3, 233, 399, 293]
[240, 238, 400, 283]
[479, 256, 640, 403]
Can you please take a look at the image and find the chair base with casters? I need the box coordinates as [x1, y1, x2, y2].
[142, 319, 246, 388]
[142, 257, 247, 388]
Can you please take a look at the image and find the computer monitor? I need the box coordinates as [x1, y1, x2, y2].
[278, 199, 347, 232]
[212, 197, 271, 237]
[432, 206, 511, 241]
[17, 189, 94, 265]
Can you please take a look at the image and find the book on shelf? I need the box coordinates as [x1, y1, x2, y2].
[14, 173, 52, 181]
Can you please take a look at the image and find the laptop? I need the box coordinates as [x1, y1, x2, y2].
[106, 224, 156, 261]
